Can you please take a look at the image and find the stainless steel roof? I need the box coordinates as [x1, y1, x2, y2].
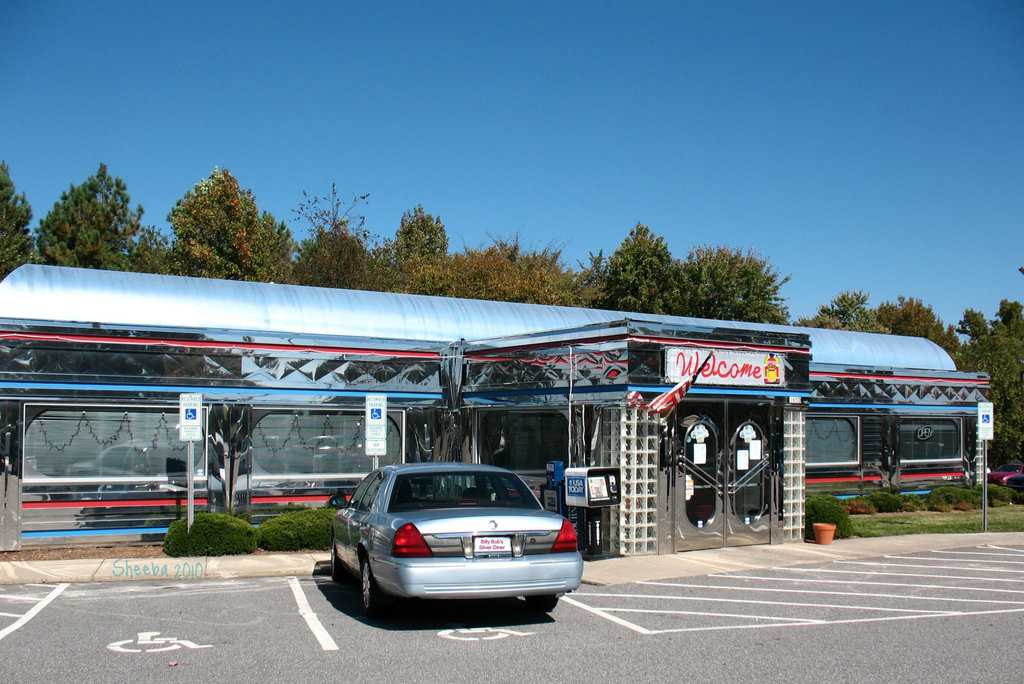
[0, 265, 956, 370]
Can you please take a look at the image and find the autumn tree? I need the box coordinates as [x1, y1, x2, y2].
[676, 245, 790, 324]
[290, 186, 376, 290]
[956, 300, 1024, 465]
[372, 205, 452, 294]
[168, 168, 294, 282]
[796, 290, 887, 333]
[0, 160, 35, 278]
[129, 226, 172, 275]
[590, 223, 681, 314]
[35, 163, 142, 271]
[875, 296, 959, 355]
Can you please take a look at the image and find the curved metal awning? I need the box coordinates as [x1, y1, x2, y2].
[0, 265, 956, 371]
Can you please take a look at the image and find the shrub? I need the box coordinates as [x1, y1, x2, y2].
[866, 491, 903, 513]
[926, 486, 981, 512]
[898, 494, 927, 512]
[163, 512, 258, 557]
[845, 497, 876, 515]
[804, 495, 853, 540]
[986, 484, 1016, 507]
[256, 507, 334, 552]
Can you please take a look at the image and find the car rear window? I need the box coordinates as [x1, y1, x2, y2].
[388, 471, 541, 512]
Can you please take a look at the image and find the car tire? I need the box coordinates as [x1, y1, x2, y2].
[360, 556, 388, 618]
[330, 537, 346, 584]
[525, 594, 559, 612]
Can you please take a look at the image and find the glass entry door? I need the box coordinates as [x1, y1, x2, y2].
[672, 401, 776, 552]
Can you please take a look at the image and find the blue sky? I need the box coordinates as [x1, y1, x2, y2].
[3, 1, 1022, 327]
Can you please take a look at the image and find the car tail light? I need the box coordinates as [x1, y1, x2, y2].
[550, 519, 578, 553]
[392, 523, 433, 557]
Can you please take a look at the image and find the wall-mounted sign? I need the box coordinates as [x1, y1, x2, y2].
[666, 348, 786, 387]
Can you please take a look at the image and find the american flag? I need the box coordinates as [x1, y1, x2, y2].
[645, 376, 698, 413]
[630, 352, 709, 414]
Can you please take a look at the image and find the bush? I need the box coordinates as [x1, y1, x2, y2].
[866, 491, 903, 513]
[163, 512, 258, 557]
[925, 486, 981, 512]
[898, 493, 927, 512]
[804, 495, 853, 540]
[256, 507, 334, 552]
[986, 484, 1016, 507]
[845, 497, 876, 515]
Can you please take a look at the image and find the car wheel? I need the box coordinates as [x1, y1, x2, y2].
[525, 594, 559, 612]
[360, 556, 388, 618]
[330, 537, 346, 584]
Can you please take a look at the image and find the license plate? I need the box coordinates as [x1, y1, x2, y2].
[473, 536, 511, 555]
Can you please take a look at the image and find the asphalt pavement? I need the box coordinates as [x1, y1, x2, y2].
[4, 531, 1023, 586]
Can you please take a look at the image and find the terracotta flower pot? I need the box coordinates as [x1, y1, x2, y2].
[813, 522, 837, 545]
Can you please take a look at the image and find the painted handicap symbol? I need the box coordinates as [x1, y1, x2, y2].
[108, 631, 213, 653]
[437, 627, 535, 641]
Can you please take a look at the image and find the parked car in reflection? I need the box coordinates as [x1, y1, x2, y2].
[988, 462, 1024, 486]
[330, 463, 583, 617]
[1003, 472, 1024, 493]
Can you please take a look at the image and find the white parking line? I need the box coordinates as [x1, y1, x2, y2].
[781, 566, 1024, 584]
[572, 590, 946, 614]
[709, 573, 1024, 594]
[838, 560, 1024, 574]
[931, 549, 1024, 559]
[0, 583, 68, 642]
[562, 596, 655, 635]
[888, 555, 1024, 566]
[636, 581, 1024, 606]
[287, 576, 339, 652]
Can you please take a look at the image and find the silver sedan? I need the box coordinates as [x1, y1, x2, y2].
[330, 463, 584, 617]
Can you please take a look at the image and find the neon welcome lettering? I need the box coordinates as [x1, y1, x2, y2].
[674, 351, 763, 381]
[668, 348, 784, 387]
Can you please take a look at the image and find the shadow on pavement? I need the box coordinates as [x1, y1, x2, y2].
[310, 576, 557, 631]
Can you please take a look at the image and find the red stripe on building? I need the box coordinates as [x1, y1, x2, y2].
[23, 498, 210, 509]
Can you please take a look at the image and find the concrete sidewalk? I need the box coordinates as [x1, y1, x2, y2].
[2, 532, 1023, 586]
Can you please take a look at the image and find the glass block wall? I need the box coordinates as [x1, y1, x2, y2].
[599, 407, 661, 556]
[783, 407, 806, 542]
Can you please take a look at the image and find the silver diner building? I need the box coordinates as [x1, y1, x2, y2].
[0, 266, 987, 553]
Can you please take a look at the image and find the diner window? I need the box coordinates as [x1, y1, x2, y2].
[251, 410, 401, 476]
[806, 416, 859, 466]
[478, 411, 568, 478]
[899, 418, 960, 462]
[23, 406, 192, 481]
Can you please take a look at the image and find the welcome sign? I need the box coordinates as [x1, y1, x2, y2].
[666, 347, 785, 387]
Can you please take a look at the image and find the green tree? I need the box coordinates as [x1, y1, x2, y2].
[128, 226, 172, 275]
[393, 205, 448, 265]
[290, 186, 376, 289]
[875, 296, 960, 356]
[168, 168, 294, 282]
[0, 160, 35, 278]
[956, 300, 1024, 465]
[797, 290, 887, 332]
[676, 245, 790, 323]
[401, 234, 581, 305]
[591, 223, 680, 314]
[372, 205, 452, 294]
[36, 163, 142, 271]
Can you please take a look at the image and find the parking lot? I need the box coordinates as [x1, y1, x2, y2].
[565, 543, 1024, 635]
[2, 543, 1023, 681]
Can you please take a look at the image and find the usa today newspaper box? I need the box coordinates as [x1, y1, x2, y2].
[564, 467, 621, 508]
[564, 467, 621, 557]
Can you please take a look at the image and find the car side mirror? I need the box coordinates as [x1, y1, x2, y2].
[328, 493, 349, 508]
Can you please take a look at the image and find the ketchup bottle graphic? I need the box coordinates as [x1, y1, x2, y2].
[764, 354, 781, 384]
